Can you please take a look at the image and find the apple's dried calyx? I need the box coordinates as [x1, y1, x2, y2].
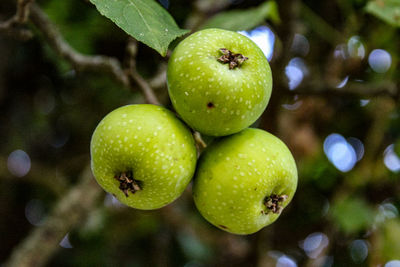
[217, 48, 248, 69]
[114, 171, 141, 197]
[264, 194, 288, 214]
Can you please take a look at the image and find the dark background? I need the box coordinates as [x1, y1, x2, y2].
[0, 0, 399, 266]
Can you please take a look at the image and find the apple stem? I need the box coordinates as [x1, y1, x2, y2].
[264, 194, 288, 214]
[114, 171, 141, 197]
[217, 48, 248, 69]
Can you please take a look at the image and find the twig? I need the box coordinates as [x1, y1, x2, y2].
[0, 0, 34, 27]
[28, 4, 129, 87]
[148, 63, 167, 89]
[0, 0, 35, 40]
[125, 38, 161, 105]
[28, 4, 161, 105]
[130, 71, 161, 105]
[193, 131, 207, 152]
[4, 165, 103, 267]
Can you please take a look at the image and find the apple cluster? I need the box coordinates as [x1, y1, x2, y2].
[90, 28, 298, 235]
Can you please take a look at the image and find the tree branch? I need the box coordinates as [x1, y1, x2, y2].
[148, 63, 167, 89]
[125, 38, 161, 105]
[4, 166, 103, 267]
[0, 0, 34, 40]
[28, 4, 130, 87]
[0, 156, 69, 197]
[28, 4, 162, 105]
[284, 81, 399, 98]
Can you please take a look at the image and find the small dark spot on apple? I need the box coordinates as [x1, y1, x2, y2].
[219, 224, 228, 229]
[207, 102, 214, 108]
[254, 187, 257, 191]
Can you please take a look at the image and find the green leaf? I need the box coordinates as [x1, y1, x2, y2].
[365, 0, 400, 27]
[200, 1, 280, 31]
[330, 197, 376, 234]
[89, 0, 189, 56]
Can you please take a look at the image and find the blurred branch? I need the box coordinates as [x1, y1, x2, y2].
[28, 4, 130, 87]
[148, 63, 167, 89]
[28, 4, 162, 105]
[284, 81, 399, 99]
[126, 38, 161, 105]
[0, 156, 69, 197]
[0, 0, 34, 40]
[260, 0, 300, 133]
[4, 165, 103, 267]
[345, 97, 396, 187]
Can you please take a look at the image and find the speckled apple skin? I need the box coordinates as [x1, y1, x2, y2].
[167, 28, 272, 136]
[193, 128, 297, 235]
[90, 104, 197, 210]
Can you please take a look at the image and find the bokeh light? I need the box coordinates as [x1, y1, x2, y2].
[276, 255, 297, 267]
[285, 58, 308, 90]
[25, 199, 46, 226]
[383, 144, 400, 172]
[376, 201, 399, 224]
[282, 100, 303, 111]
[238, 26, 275, 61]
[334, 44, 347, 59]
[347, 137, 365, 161]
[360, 99, 370, 106]
[59, 233, 73, 249]
[385, 260, 400, 267]
[368, 49, 391, 73]
[300, 232, 329, 259]
[267, 251, 297, 267]
[7, 149, 31, 177]
[347, 36, 365, 59]
[336, 76, 349, 88]
[291, 34, 310, 56]
[349, 239, 368, 263]
[323, 134, 359, 172]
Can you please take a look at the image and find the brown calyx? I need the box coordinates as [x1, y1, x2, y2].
[217, 48, 248, 69]
[114, 171, 141, 197]
[264, 194, 288, 214]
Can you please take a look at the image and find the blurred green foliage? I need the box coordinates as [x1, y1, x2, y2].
[200, 1, 280, 31]
[365, 0, 400, 27]
[331, 196, 376, 234]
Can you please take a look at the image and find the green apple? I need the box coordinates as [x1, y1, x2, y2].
[90, 104, 197, 210]
[193, 128, 297, 234]
[167, 28, 272, 136]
